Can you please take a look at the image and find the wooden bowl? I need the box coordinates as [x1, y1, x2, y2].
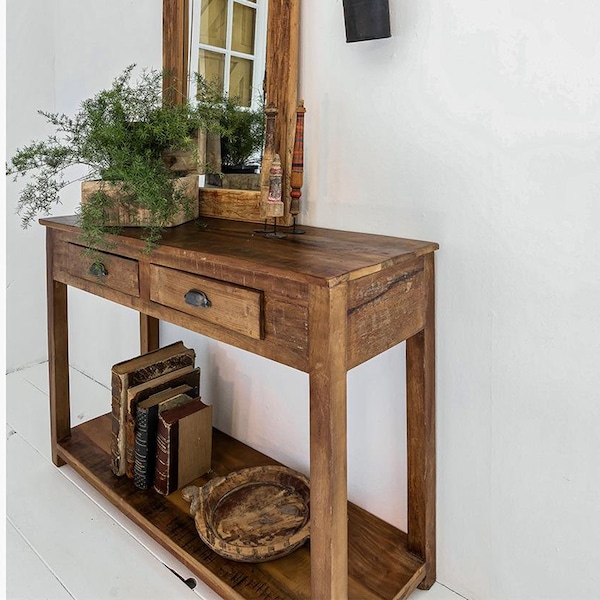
[182, 465, 310, 562]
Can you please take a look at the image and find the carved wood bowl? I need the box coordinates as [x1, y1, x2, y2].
[182, 465, 310, 562]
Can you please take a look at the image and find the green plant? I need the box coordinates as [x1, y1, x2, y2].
[220, 96, 265, 171]
[6, 65, 227, 249]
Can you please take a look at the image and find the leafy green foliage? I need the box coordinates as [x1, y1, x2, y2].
[220, 96, 265, 170]
[7, 65, 227, 249]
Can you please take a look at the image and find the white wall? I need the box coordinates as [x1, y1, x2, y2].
[6, 0, 57, 370]
[6, 1, 600, 599]
[6, 0, 164, 371]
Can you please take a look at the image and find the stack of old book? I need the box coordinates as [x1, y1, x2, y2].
[110, 341, 212, 495]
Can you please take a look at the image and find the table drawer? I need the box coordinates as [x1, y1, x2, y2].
[61, 243, 140, 297]
[150, 265, 264, 340]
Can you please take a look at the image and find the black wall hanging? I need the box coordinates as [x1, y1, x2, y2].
[343, 0, 391, 43]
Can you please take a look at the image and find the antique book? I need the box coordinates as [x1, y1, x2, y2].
[110, 341, 196, 476]
[133, 386, 194, 490]
[154, 398, 213, 496]
[125, 365, 200, 478]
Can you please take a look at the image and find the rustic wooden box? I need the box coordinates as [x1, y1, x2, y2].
[80, 175, 199, 227]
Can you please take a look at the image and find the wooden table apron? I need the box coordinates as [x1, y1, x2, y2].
[42, 216, 438, 600]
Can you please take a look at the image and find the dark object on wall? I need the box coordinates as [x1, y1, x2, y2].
[343, 0, 391, 42]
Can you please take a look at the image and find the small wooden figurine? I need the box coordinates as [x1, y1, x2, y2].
[260, 103, 279, 219]
[265, 154, 284, 217]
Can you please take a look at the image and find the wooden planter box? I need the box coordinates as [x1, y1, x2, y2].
[205, 172, 261, 191]
[162, 130, 212, 175]
[81, 175, 199, 228]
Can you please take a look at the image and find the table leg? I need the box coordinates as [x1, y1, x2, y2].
[47, 231, 71, 466]
[406, 253, 436, 589]
[140, 314, 160, 354]
[309, 284, 348, 599]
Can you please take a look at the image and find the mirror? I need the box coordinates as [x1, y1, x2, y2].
[163, 0, 300, 224]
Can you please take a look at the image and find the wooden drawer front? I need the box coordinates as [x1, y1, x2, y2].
[347, 258, 425, 369]
[150, 265, 264, 340]
[61, 243, 140, 297]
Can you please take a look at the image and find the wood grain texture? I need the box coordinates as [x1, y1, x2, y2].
[53, 268, 309, 371]
[308, 283, 349, 599]
[162, 0, 189, 105]
[199, 188, 262, 222]
[139, 257, 161, 355]
[46, 229, 70, 467]
[150, 264, 264, 340]
[406, 252, 436, 589]
[347, 257, 426, 369]
[140, 314, 160, 355]
[264, 0, 300, 225]
[81, 177, 199, 227]
[56, 242, 140, 297]
[183, 466, 310, 562]
[41, 215, 438, 598]
[219, 173, 261, 191]
[58, 415, 425, 600]
[259, 104, 278, 219]
[41, 216, 438, 287]
[41, 217, 438, 372]
[162, 129, 207, 174]
[163, 0, 300, 224]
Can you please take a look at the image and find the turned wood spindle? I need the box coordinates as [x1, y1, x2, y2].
[264, 103, 278, 157]
[260, 103, 283, 218]
[290, 101, 306, 218]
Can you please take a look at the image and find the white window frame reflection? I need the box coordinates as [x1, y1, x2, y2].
[189, 0, 268, 109]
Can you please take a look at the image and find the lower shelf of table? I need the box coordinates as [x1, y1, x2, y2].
[57, 413, 425, 600]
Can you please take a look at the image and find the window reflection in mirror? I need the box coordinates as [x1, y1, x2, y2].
[189, 0, 267, 190]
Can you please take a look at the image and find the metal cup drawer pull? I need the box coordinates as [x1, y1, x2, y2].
[184, 289, 212, 308]
[89, 262, 108, 277]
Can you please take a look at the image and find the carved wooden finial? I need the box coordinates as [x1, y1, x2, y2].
[290, 101, 306, 217]
[260, 103, 283, 218]
[264, 103, 278, 156]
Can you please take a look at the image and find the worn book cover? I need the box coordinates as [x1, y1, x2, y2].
[154, 398, 213, 496]
[110, 341, 195, 476]
[125, 366, 200, 478]
[133, 386, 194, 490]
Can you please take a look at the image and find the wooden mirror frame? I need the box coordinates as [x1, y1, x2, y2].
[163, 0, 300, 225]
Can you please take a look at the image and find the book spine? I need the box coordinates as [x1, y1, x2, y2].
[129, 351, 195, 387]
[133, 405, 159, 489]
[125, 413, 137, 479]
[124, 352, 195, 478]
[154, 417, 179, 496]
[110, 371, 126, 476]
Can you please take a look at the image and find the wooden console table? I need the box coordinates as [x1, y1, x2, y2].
[42, 216, 438, 600]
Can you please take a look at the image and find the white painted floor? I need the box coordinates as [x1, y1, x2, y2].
[6, 363, 465, 600]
